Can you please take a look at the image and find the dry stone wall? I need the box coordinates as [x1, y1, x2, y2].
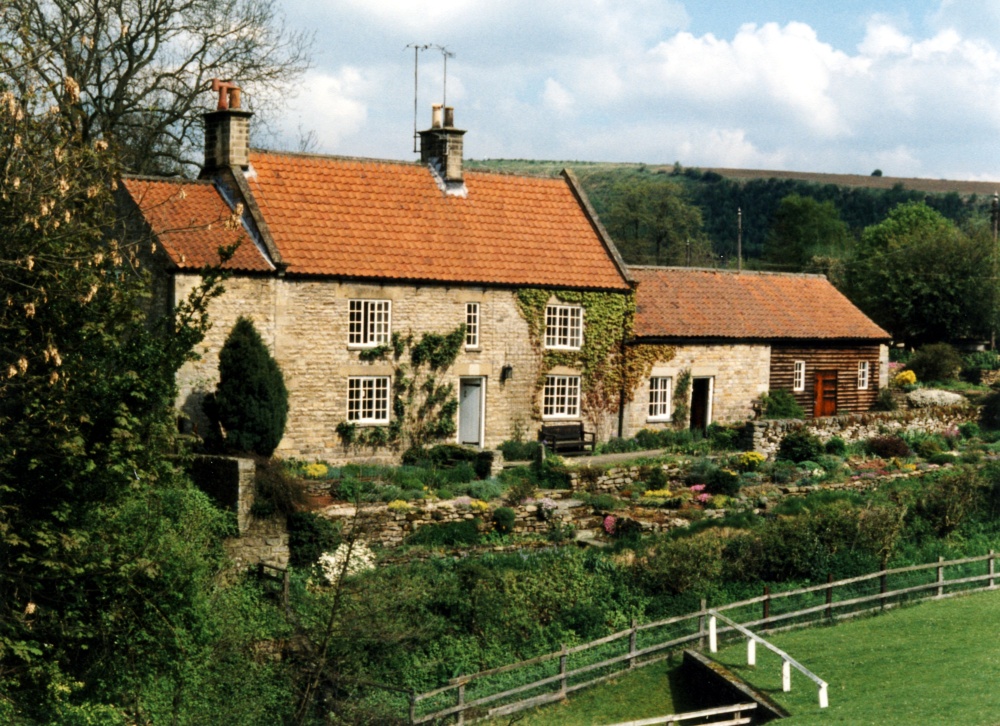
[186, 454, 289, 568]
[318, 492, 602, 548]
[745, 405, 976, 457]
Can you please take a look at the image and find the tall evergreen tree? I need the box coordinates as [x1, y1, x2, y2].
[213, 317, 289, 457]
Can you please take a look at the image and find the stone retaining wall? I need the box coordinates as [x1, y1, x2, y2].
[319, 492, 603, 547]
[187, 454, 290, 569]
[744, 405, 976, 458]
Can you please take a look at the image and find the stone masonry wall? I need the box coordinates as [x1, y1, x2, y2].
[320, 492, 602, 548]
[623, 344, 770, 436]
[186, 454, 289, 569]
[745, 405, 977, 457]
[173, 275, 548, 462]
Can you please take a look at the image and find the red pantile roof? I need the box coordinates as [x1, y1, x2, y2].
[242, 152, 628, 289]
[631, 267, 889, 341]
[121, 178, 271, 272]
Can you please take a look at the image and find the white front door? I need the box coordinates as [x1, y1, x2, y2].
[458, 378, 484, 446]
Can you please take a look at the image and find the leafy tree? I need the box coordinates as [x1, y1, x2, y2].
[763, 193, 852, 271]
[1, 0, 312, 175]
[603, 177, 713, 266]
[0, 83, 296, 722]
[211, 316, 289, 457]
[846, 202, 1000, 345]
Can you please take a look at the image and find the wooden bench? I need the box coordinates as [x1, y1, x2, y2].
[538, 422, 595, 456]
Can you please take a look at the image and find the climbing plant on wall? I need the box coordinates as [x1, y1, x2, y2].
[516, 290, 675, 432]
[336, 326, 465, 452]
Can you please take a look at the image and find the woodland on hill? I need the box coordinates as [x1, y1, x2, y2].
[468, 159, 994, 269]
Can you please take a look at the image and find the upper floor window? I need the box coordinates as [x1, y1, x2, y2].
[349, 299, 391, 347]
[347, 376, 390, 423]
[648, 377, 672, 421]
[543, 375, 580, 418]
[544, 304, 583, 350]
[858, 361, 870, 390]
[466, 302, 480, 349]
[793, 361, 806, 392]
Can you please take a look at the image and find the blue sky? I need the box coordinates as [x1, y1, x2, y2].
[266, 0, 1000, 180]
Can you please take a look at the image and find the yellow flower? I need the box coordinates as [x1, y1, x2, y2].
[894, 370, 917, 386]
[387, 500, 411, 512]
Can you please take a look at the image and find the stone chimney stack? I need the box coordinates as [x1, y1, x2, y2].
[203, 79, 252, 172]
[420, 103, 466, 183]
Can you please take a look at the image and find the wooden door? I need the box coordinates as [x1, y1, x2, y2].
[813, 371, 837, 417]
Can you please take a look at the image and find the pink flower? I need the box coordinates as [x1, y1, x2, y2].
[603, 515, 616, 535]
[697, 493, 712, 503]
[689, 484, 706, 492]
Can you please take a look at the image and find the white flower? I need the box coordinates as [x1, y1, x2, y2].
[318, 542, 376, 584]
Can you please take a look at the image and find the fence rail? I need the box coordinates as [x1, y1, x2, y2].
[401, 550, 1000, 724]
[604, 702, 757, 726]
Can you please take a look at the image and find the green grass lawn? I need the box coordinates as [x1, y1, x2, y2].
[490, 590, 1000, 725]
[714, 589, 1000, 725]
[484, 658, 691, 725]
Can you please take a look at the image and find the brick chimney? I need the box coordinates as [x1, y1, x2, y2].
[203, 79, 252, 171]
[420, 104, 466, 184]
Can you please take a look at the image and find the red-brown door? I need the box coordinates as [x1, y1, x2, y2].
[814, 371, 837, 417]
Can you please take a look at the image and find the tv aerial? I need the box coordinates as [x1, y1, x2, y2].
[405, 43, 456, 153]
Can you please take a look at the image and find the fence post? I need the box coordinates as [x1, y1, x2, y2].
[937, 556, 945, 598]
[456, 682, 465, 726]
[763, 585, 771, 630]
[709, 615, 718, 653]
[409, 691, 417, 725]
[991, 550, 996, 590]
[818, 683, 829, 709]
[282, 568, 290, 612]
[747, 637, 756, 666]
[628, 619, 638, 669]
[880, 570, 887, 609]
[698, 598, 706, 649]
[559, 645, 568, 697]
[781, 659, 791, 692]
[826, 573, 833, 619]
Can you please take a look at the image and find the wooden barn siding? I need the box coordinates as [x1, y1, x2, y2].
[770, 344, 881, 417]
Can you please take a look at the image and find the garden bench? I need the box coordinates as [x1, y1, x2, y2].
[538, 422, 595, 456]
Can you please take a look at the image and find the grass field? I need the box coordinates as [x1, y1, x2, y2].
[490, 589, 1000, 725]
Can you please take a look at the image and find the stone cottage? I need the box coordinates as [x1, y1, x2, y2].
[120, 87, 632, 461]
[622, 266, 890, 433]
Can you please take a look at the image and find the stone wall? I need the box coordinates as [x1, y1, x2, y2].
[745, 405, 976, 457]
[623, 344, 771, 435]
[319, 492, 603, 548]
[173, 275, 549, 462]
[186, 454, 289, 568]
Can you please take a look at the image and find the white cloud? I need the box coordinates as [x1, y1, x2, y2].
[541, 79, 574, 115]
[269, 1, 1000, 179]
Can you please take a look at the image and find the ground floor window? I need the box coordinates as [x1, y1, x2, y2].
[543, 375, 580, 418]
[648, 376, 672, 421]
[793, 360, 806, 391]
[347, 376, 390, 423]
[858, 360, 870, 390]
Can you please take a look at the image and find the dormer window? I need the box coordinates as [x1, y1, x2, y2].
[544, 304, 583, 350]
[349, 299, 391, 347]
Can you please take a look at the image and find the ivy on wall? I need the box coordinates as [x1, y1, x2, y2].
[673, 368, 692, 428]
[516, 289, 675, 431]
[336, 326, 465, 452]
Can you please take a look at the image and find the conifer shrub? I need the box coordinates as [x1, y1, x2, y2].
[866, 435, 911, 458]
[492, 507, 516, 535]
[824, 436, 848, 456]
[777, 428, 823, 463]
[761, 389, 805, 419]
[287, 512, 341, 568]
[209, 317, 289, 457]
[981, 391, 1000, 430]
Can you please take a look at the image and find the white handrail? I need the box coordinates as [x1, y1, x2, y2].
[603, 701, 757, 726]
[708, 609, 829, 708]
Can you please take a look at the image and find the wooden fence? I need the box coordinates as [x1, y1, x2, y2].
[397, 550, 1000, 724]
